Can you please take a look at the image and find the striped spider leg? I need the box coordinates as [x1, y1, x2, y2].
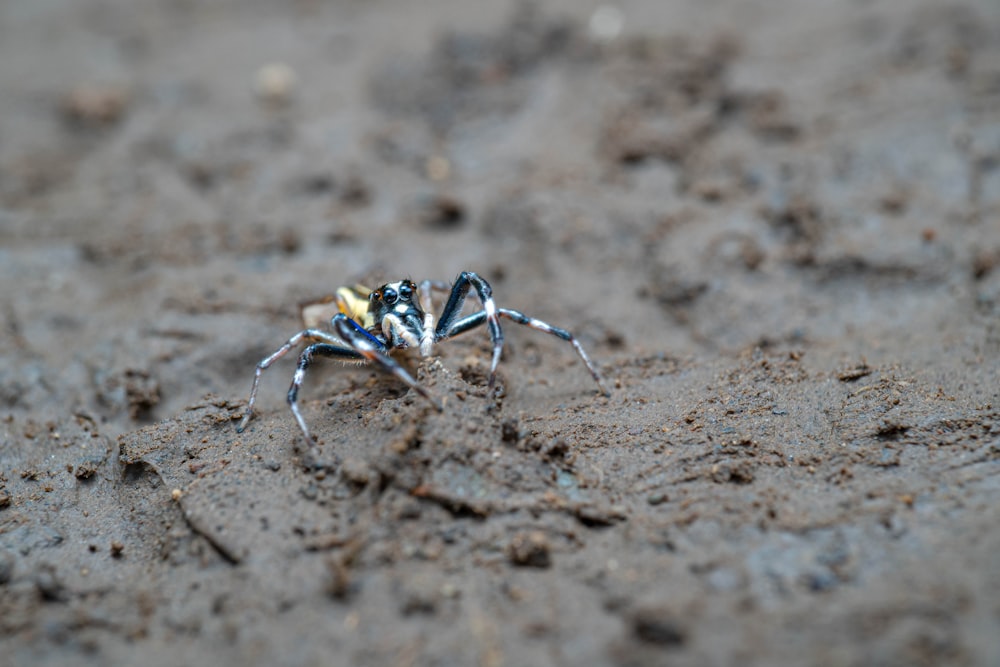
[432, 273, 610, 395]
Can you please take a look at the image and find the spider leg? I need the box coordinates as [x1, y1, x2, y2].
[436, 311, 489, 339]
[497, 308, 610, 396]
[417, 279, 451, 313]
[287, 343, 366, 445]
[438, 309, 610, 396]
[237, 329, 350, 434]
[332, 314, 443, 411]
[417, 279, 450, 356]
[435, 272, 503, 387]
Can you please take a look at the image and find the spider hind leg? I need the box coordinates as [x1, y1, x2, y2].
[236, 328, 353, 435]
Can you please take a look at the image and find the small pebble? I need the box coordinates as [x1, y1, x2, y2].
[589, 5, 624, 42]
[61, 84, 128, 127]
[340, 457, 372, 486]
[507, 531, 551, 568]
[630, 606, 686, 646]
[647, 492, 669, 506]
[254, 63, 297, 106]
[34, 564, 67, 602]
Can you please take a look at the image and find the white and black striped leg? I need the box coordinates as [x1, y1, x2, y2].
[438, 309, 610, 396]
[498, 309, 610, 396]
[288, 343, 366, 445]
[237, 328, 349, 434]
[435, 271, 504, 387]
[332, 314, 443, 411]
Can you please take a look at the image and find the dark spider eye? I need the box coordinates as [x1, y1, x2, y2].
[370, 290, 381, 302]
[399, 283, 412, 299]
[382, 287, 397, 304]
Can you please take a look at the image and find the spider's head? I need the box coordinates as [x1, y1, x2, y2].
[368, 280, 422, 321]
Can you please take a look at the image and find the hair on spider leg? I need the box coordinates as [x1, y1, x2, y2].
[236, 271, 610, 446]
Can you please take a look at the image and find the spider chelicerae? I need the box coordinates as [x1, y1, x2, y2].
[236, 271, 610, 445]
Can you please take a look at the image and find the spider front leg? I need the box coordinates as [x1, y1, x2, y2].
[237, 329, 352, 435]
[435, 272, 504, 387]
[331, 314, 443, 412]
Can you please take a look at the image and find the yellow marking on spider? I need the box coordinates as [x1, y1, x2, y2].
[299, 284, 374, 330]
[335, 284, 374, 329]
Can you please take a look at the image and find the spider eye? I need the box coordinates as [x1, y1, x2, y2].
[382, 287, 397, 304]
[370, 291, 381, 302]
[399, 283, 412, 299]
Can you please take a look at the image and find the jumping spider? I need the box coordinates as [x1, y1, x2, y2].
[237, 271, 610, 445]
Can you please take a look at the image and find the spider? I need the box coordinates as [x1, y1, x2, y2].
[236, 271, 610, 445]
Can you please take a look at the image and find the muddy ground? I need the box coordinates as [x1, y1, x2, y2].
[1, 0, 999, 665]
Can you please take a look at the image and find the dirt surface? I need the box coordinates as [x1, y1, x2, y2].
[2, 0, 1000, 665]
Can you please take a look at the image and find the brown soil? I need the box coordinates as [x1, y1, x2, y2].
[2, 1, 999, 665]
